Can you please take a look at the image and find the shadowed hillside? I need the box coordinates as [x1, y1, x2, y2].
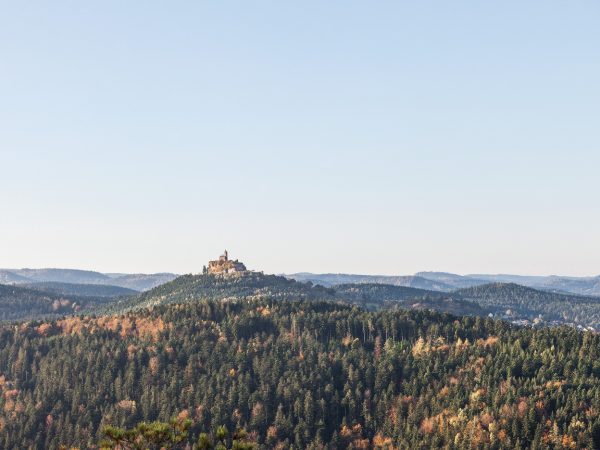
[0, 284, 118, 321]
[456, 283, 600, 329]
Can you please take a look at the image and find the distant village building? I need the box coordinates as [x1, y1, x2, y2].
[207, 250, 247, 275]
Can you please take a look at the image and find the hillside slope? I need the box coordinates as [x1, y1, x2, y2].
[333, 283, 488, 315]
[0, 284, 116, 321]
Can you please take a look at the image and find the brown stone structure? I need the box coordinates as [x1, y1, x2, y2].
[207, 250, 247, 275]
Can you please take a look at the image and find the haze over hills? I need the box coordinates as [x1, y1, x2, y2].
[0, 269, 178, 321]
[4, 267, 599, 297]
[0, 270, 30, 284]
[3, 257, 600, 329]
[104, 270, 489, 318]
[98, 255, 600, 330]
[286, 271, 600, 297]
[469, 273, 600, 297]
[285, 273, 455, 291]
[414, 271, 490, 289]
[0, 268, 177, 291]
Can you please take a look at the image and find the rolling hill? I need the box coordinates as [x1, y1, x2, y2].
[286, 272, 454, 291]
[414, 271, 489, 289]
[288, 271, 600, 297]
[0, 283, 118, 321]
[468, 273, 600, 297]
[105, 272, 488, 319]
[22, 281, 138, 298]
[455, 282, 600, 329]
[0, 270, 30, 284]
[332, 283, 488, 315]
[106, 272, 338, 313]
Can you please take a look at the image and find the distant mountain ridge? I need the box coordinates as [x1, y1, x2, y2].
[4, 266, 600, 330]
[0, 268, 178, 291]
[286, 271, 600, 296]
[285, 273, 454, 291]
[414, 271, 490, 289]
[468, 273, 600, 297]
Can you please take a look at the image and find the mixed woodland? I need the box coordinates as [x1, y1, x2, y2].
[2, 273, 600, 448]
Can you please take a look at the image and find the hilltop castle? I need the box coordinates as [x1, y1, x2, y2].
[207, 250, 247, 275]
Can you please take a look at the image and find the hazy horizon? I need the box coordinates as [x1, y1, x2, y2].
[2, 2, 599, 276]
[2, 263, 599, 279]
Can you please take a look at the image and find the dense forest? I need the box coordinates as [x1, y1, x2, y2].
[2, 296, 600, 448]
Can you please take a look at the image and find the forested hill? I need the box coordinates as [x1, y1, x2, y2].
[101, 274, 600, 330]
[333, 283, 488, 316]
[0, 284, 118, 321]
[2, 299, 600, 448]
[334, 283, 445, 305]
[456, 282, 600, 329]
[104, 273, 488, 318]
[106, 272, 338, 313]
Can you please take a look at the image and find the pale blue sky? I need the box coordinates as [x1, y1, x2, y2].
[1, 1, 599, 275]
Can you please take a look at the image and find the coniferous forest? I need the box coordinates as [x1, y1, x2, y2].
[2, 282, 600, 449]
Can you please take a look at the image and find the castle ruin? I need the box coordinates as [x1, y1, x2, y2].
[207, 250, 247, 275]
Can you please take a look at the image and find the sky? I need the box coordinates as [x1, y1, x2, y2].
[1, 1, 599, 276]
